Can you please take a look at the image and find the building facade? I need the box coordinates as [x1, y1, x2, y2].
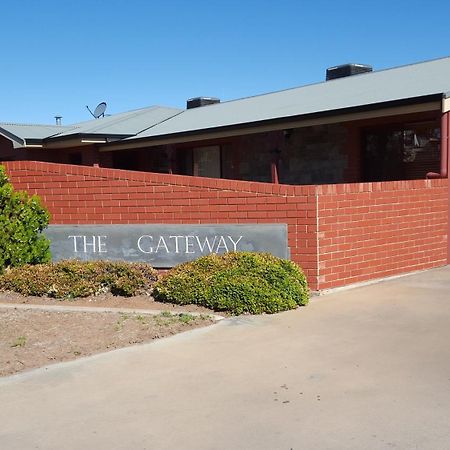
[1, 57, 449, 290]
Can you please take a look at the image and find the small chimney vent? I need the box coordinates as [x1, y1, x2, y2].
[54, 115, 62, 126]
[186, 97, 220, 109]
[326, 63, 373, 81]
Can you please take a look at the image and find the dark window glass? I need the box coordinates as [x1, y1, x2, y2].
[112, 151, 139, 170]
[68, 153, 82, 165]
[363, 121, 440, 181]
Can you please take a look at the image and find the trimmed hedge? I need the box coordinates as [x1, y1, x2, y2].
[0, 165, 50, 272]
[153, 252, 309, 315]
[0, 260, 158, 298]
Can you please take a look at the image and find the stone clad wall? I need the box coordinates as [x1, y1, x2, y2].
[280, 124, 349, 185]
[3, 161, 448, 291]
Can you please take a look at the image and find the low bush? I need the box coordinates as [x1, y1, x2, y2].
[0, 260, 158, 298]
[153, 252, 309, 315]
[0, 165, 51, 272]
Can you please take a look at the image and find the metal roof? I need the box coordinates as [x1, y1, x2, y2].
[51, 106, 182, 139]
[2, 56, 449, 149]
[0, 106, 182, 147]
[0, 123, 75, 144]
[128, 56, 450, 141]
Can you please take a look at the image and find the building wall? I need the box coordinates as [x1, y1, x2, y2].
[0, 135, 17, 160]
[172, 125, 353, 185]
[2, 110, 439, 187]
[0, 139, 102, 166]
[2, 161, 447, 291]
[280, 124, 350, 184]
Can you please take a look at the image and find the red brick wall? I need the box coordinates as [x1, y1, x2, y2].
[2, 161, 448, 291]
[3, 161, 320, 289]
[317, 179, 448, 289]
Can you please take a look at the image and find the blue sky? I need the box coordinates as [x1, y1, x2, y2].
[2, 0, 450, 124]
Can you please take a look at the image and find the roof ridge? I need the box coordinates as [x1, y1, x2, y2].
[0, 122, 74, 128]
[46, 105, 185, 140]
[70, 105, 181, 127]
[133, 109, 186, 136]
[200, 54, 450, 109]
[78, 107, 170, 132]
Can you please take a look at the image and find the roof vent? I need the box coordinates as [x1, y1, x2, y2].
[186, 97, 220, 109]
[326, 63, 373, 81]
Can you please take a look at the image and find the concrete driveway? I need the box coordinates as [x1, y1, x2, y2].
[1, 266, 450, 450]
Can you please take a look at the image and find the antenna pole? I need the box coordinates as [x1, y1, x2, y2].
[86, 105, 96, 118]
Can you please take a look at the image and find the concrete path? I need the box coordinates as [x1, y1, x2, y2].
[1, 266, 450, 450]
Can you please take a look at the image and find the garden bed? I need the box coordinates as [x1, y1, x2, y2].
[0, 293, 216, 377]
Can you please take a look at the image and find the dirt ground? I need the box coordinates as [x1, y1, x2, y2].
[0, 291, 215, 314]
[0, 292, 217, 377]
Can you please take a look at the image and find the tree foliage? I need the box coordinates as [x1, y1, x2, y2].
[0, 165, 51, 271]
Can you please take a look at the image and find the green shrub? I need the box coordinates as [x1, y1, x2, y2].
[0, 260, 158, 298]
[153, 252, 309, 315]
[0, 165, 51, 272]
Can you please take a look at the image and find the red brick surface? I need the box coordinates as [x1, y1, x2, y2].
[3, 161, 448, 291]
[317, 179, 448, 289]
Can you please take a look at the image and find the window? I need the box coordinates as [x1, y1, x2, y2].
[363, 121, 440, 181]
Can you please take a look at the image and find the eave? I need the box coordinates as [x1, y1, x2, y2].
[99, 94, 442, 152]
[42, 133, 133, 149]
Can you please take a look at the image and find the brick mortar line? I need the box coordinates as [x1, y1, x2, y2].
[4, 162, 311, 197]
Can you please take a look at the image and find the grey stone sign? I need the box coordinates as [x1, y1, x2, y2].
[44, 224, 289, 267]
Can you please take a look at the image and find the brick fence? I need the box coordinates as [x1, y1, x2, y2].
[3, 161, 448, 291]
[317, 181, 448, 289]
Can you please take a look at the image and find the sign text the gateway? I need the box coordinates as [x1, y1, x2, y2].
[45, 224, 289, 268]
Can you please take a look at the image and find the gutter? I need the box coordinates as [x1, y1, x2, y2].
[100, 96, 441, 152]
[24, 138, 43, 148]
[42, 133, 132, 149]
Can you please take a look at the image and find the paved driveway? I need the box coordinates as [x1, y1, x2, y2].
[1, 266, 450, 450]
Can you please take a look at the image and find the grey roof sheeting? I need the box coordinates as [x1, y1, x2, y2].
[0, 123, 76, 144]
[1, 56, 449, 149]
[127, 56, 450, 141]
[0, 106, 182, 147]
[51, 106, 182, 139]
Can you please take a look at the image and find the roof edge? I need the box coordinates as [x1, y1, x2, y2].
[0, 127, 25, 146]
[43, 132, 134, 144]
[108, 94, 442, 149]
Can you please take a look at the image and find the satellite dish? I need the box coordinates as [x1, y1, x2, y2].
[86, 102, 107, 119]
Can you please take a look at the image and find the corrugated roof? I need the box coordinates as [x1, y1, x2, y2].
[52, 106, 182, 138]
[0, 106, 182, 147]
[0, 123, 76, 143]
[128, 56, 450, 141]
[2, 56, 449, 149]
